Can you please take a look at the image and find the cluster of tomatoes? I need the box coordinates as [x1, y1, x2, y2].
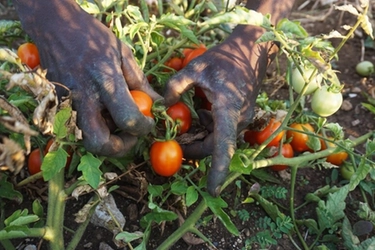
[244, 119, 348, 172]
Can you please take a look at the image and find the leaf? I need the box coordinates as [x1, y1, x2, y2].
[186, 186, 198, 207]
[140, 207, 178, 228]
[342, 216, 360, 249]
[32, 199, 44, 218]
[115, 231, 144, 243]
[276, 19, 308, 38]
[41, 147, 68, 181]
[229, 149, 254, 175]
[9, 215, 39, 227]
[77, 153, 102, 189]
[362, 102, 375, 115]
[206, 203, 239, 236]
[171, 180, 188, 195]
[0, 175, 23, 203]
[334, 4, 359, 16]
[199, 7, 270, 29]
[316, 185, 348, 233]
[53, 107, 72, 139]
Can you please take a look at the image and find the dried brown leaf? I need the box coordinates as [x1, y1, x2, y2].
[0, 136, 25, 174]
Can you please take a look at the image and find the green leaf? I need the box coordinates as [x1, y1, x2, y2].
[77, 153, 102, 189]
[316, 186, 348, 233]
[208, 205, 239, 236]
[362, 102, 375, 114]
[128, 22, 148, 40]
[140, 207, 178, 228]
[9, 215, 39, 227]
[53, 107, 72, 139]
[171, 180, 188, 195]
[276, 18, 308, 38]
[147, 185, 164, 197]
[0, 175, 23, 203]
[186, 186, 198, 207]
[32, 199, 44, 218]
[199, 7, 270, 29]
[115, 231, 144, 243]
[42, 147, 68, 181]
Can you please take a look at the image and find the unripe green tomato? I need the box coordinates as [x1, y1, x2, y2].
[340, 163, 355, 180]
[291, 66, 323, 95]
[311, 85, 343, 117]
[355, 60, 374, 77]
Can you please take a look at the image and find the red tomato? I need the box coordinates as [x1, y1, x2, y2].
[270, 143, 294, 171]
[28, 148, 42, 175]
[182, 44, 206, 58]
[17, 42, 40, 69]
[182, 47, 207, 68]
[244, 118, 284, 147]
[130, 90, 154, 118]
[150, 140, 183, 177]
[164, 57, 183, 72]
[286, 123, 315, 152]
[166, 102, 192, 134]
[320, 137, 348, 166]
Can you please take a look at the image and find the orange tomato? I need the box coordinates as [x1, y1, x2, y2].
[320, 137, 348, 166]
[150, 140, 183, 177]
[286, 123, 315, 152]
[182, 47, 207, 68]
[270, 143, 294, 171]
[130, 90, 154, 118]
[164, 57, 183, 72]
[17, 42, 40, 69]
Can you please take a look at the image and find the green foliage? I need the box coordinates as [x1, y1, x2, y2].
[260, 185, 288, 200]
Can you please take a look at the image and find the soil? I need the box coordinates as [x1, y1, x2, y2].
[3, 1, 375, 250]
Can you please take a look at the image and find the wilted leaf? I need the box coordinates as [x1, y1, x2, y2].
[0, 136, 25, 174]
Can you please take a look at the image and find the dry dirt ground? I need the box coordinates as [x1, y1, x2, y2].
[3, 1, 375, 250]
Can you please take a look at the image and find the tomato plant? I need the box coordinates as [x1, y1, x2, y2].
[311, 85, 343, 117]
[166, 101, 192, 134]
[286, 123, 315, 152]
[291, 65, 322, 95]
[182, 47, 207, 68]
[245, 118, 284, 147]
[17, 42, 40, 69]
[149, 140, 183, 177]
[355, 60, 374, 77]
[270, 143, 294, 171]
[28, 148, 42, 175]
[164, 57, 183, 72]
[130, 90, 154, 118]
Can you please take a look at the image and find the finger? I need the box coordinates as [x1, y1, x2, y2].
[164, 67, 198, 106]
[119, 44, 161, 101]
[97, 66, 155, 136]
[74, 94, 137, 157]
[207, 102, 240, 197]
[181, 133, 214, 160]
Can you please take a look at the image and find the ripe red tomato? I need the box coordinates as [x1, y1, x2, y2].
[17, 42, 40, 69]
[164, 57, 183, 72]
[286, 123, 315, 152]
[270, 143, 294, 171]
[166, 102, 192, 134]
[182, 47, 207, 68]
[182, 44, 206, 58]
[245, 118, 284, 147]
[28, 148, 42, 175]
[320, 137, 348, 166]
[150, 140, 183, 177]
[130, 90, 154, 118]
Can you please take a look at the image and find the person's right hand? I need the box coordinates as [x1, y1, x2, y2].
[14, 0, 161, 157]
[164, 26, 280, 196]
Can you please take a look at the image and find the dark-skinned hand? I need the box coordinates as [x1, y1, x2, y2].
[164, 27, 279, 197]
[14, 0, 161, 157]
[164, 0, 295, 197]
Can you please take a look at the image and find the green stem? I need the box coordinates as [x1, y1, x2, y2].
[45, 169, 66, 250]
[156, 201, 207, 250]
[289, 166, 309, 250]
